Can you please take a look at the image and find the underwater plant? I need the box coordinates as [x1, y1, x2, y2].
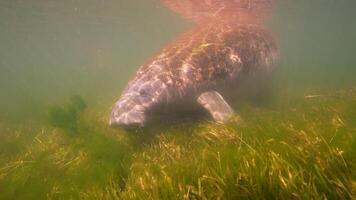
[46, 95, 87, 132]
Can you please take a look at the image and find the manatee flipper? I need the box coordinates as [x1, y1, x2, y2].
[197, 91, 234, 123]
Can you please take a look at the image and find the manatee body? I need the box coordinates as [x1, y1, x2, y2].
[109, 16, 278, 126]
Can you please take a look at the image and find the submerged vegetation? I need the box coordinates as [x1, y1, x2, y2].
[46, 95, 87, 132]
[0, 88, 355, 199]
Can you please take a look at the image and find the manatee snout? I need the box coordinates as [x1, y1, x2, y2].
[109, 96, 146, 127]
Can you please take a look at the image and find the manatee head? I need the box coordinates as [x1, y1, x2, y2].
[109, 77, 169, 127]
[109, 92, 147, 127]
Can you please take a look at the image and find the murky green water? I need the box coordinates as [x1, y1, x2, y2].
[1, 0, 355, 120]
[275, 0, 356, 88]
[0, 0, 355, 199]
[0, 0, 190, 121]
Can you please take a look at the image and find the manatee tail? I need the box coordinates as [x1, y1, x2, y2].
[160, 0, 275, 22]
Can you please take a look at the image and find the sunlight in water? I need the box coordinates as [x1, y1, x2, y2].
[0, 0, 355, 199]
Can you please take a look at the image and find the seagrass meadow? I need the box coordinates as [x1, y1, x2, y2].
[0, 88, 355, 199]
[0, 0, 356, 199]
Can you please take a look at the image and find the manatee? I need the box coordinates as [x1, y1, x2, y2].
[110, 0, 278, 126]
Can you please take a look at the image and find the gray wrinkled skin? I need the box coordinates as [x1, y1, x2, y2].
[110, 7, 278, 126]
